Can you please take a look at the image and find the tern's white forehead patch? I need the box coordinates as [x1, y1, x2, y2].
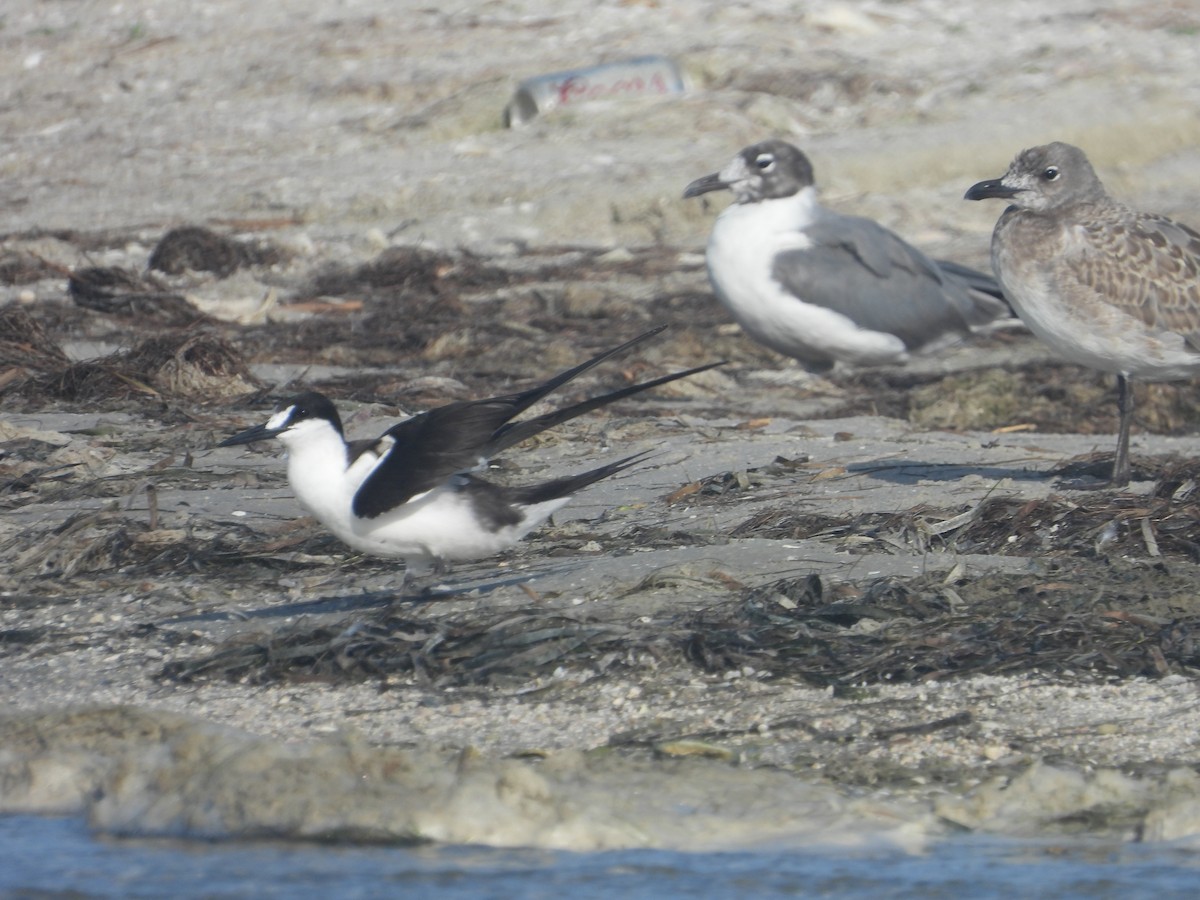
[267, 406, 295, 430]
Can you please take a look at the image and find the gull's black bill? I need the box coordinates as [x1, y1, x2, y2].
[682, 171, 727, 199]
[964, 178, 1018, 202]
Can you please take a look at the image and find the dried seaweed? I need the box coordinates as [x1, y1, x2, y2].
[156, 550, 1200, 690]
[728, 456, 1200, 561]
[296, 244, 699, 300]
[3, 507, 137, 578]
[68, 265, 205, 326]
[159, 609, 634, 687]
[840, 362, 1200, 437]
[0, 250, 61, 286]
[306, 246, 445, 296]
[27, 330, 260, 403]
[148, 225, 282, 277]
[680, 564, 1200, 685]
[150, 453, 1200, 691]
[0, 305, 69, 371]
[150, 549, 1200, 691]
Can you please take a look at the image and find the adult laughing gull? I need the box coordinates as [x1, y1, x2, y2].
[218, 327, 720, 583]
[683, 139, 1010, 372]
[965, 141, 1200, 486]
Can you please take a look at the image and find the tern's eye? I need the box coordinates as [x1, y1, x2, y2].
[1041, 166, 1060, 181]
[754, 153, 775, 171]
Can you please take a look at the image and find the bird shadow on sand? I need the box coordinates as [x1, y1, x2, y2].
[164, 590, 398, 624]
[163, 560, 591, 624]
[846, 458, 1052, 485]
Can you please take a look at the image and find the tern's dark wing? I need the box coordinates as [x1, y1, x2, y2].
[351, 326, 721, 519]
[351, 359, 722, 519]
[454, 450, 654, 532]
[351, 398, 531, 518]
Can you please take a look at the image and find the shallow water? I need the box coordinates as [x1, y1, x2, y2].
[5, 815, 1200, 899]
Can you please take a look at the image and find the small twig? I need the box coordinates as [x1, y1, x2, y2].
[873, 710, 973, 740]
[1140, 517, 1160, 557]
[146, 483, 159, 530]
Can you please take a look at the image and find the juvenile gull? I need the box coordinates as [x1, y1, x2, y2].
[965, 141, 1200, 486]
[218, 326, 720, 585]
[683, 139, 1010, 372]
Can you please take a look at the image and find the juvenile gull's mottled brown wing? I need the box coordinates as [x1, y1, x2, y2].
[1068, 209, 1200, 353]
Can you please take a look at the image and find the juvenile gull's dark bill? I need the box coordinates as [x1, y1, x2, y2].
[965, 141, 1200, 487]
[684, 139, 1010, 373]
[218, 326, 722, 588]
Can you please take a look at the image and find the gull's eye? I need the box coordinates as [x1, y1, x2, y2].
[1041, 166, 1060, 181]
[754, 153, 775, 171]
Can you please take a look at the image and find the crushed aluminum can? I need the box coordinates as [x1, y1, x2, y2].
[503, 55, 686, 128]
